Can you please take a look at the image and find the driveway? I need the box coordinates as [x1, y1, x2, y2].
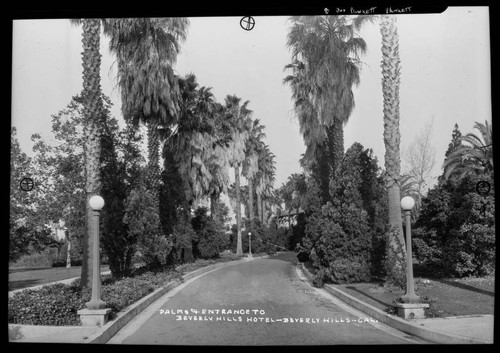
[109, 253, 423, 345]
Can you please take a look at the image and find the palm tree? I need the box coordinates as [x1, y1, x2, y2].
[70, 18, 189, 286]
[280, 173, 308, 216]
[285, 15, 370, 194]
[69, 18, 106, 288]
[225, 95, 253, 256]
[174, 76, 232, 212]
[107, 18, 189, 199]
[380, 15, 406, 286]
[443, 121, 493, 181]
[283, 60, 329, 203]
[242, 119, 266, 227]
[207, 101, 233, 220]
[255, 144, 276, 224]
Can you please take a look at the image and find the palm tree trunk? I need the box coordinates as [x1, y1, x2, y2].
[147, 119, 160, 201]
[381, 15, 406, 286]
[257, 192, 263, 224]
[66, 231, 71, 268]
[332, 119, 344, 178]
[316, 148, 330, 204]
[210, 192, 219, 220]
[80, 19, 104, 289]
[248, 178, 255, 227]
[235, 165, 243, 256]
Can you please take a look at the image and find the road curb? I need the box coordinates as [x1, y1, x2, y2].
[298, 263, 491, 344]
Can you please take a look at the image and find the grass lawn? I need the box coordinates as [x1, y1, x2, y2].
[303, 262, 495, 318]
[8, 252, 266, 292]
[9, 265, 111, 291]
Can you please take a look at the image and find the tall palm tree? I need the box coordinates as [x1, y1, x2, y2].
[380, 15, 406, 285]
[207, 101, 233, 219]
[443, 121, 493, 181]
[225, 95, 253, 255]
[70, 18, 189, 287]
[172, 75, 232, 211]
[285, 15, 370, 193]
[106, 18, 189, 199]
[284, 60, 329, 203]
[255, 144, 276, 224]
[70, 18, 106, 288]
[242, 119, 266, 227]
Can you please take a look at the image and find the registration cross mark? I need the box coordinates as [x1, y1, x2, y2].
[20, 177, 34, 191]
[240, 16, 255, 31]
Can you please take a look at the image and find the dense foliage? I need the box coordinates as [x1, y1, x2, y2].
[302, 143, 385, 285]
[8, 269, 182, 326]
[413, 173, 495, 277]
[123, 180, 172, 270]
[191, 207, 230, 259]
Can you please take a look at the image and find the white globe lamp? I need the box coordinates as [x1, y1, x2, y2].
[400, 196, 415, 211]
[89, 195, 105, 210]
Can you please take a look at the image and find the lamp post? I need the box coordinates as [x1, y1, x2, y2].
[248, 232, 252, 258]
[86, 195, 107, 310]
[400, 196, 419, 304]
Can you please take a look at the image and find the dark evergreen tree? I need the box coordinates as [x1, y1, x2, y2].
[438, 123, 462, 185]
[305, 143, 379, 285]
[99, 101, 138, 278]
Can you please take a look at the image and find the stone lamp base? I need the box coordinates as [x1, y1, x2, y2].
[78, 308, 112, 326]
[393, 302, 429, 319]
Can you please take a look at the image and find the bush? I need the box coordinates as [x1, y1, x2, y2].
[8, 283, 85, 325]
[192, 207, 229, 259]
[442, 223, 495, 277]
[307, 201, 372, 284]
[10, 252, 53, 268]
[413, 174, 495, 277]
[123, 182, 172, 269]
[8, 269, 182, 326]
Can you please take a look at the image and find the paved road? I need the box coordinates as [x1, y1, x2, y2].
[109, 253, 423, 345]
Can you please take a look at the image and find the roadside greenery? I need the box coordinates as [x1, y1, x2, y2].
[8, 255, 243, 326]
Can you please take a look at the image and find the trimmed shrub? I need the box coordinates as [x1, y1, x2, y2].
[307, 201, 372, 284]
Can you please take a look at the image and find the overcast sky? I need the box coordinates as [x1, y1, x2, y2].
[12, 7, 491, 191]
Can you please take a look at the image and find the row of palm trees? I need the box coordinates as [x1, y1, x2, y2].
[72, 14, 414, 287]
[72, 18, 278, 285]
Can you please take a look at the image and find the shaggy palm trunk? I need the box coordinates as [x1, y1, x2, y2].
[146, 119, 161, 201]
[210, 192, 219, 221]
[381, 15, 406, 286]
[331, 119, 344, 179]
[80, 19, 104, 289]
[263, 199, 268, 226]
[316, 148, 330, 204]
[248, 177, 255, 227]
[257, 192, 263, 224]
[235, 165, 243, 255]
